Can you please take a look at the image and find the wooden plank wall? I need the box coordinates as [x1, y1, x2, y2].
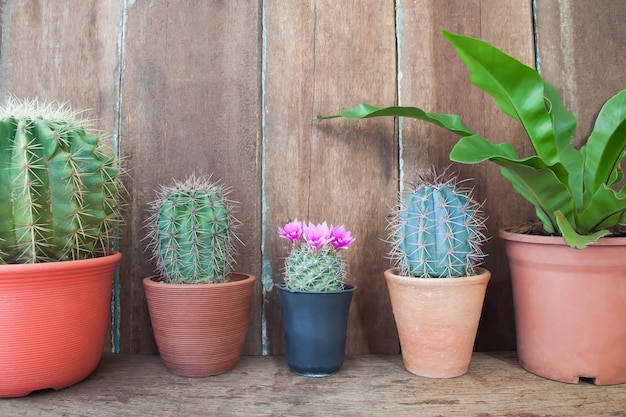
[116, 0, 263, 355]
[1, 0, 624, 355]
[263, 0, 399, 355]
[391, 0, 536, 352]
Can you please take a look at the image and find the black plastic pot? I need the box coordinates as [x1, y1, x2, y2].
[277, 283, 357, 377]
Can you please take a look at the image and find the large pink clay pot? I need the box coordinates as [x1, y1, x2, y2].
[501, 229, 626, 385]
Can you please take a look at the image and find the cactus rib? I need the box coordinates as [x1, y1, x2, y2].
[0, 97, 123, 264]
[389, 170, 487, 278]
[145, 174, 240, 284]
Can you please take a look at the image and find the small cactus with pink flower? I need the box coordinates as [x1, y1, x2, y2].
[278, 220, 355, 291]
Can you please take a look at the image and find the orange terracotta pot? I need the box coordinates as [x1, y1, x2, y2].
[143, 272, 255, 377]
[0, 252, 122, 398]
[501, 229, 626, 385]
[384, 267, 491, 378]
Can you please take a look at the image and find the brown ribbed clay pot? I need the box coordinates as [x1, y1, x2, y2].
[0, 251, 122, 398]
[384, 267, 490, 378]
[143, 272, 255, 377]
[501, 229, 626, 385]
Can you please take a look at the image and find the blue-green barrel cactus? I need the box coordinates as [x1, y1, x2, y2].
[389, 172, 486, 278]
[146, 175, 239, 284]
[0, 98, 123, 264]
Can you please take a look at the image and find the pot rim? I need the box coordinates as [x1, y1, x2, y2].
[143, 272, 255, 288]
[384, 267, 490, 285]
[275, 282, 358, 294]
[499, 227, 626, 247]
[0, 251, 122, 274]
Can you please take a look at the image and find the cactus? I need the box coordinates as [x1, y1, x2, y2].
[279, 221, 355, 292]
[284, 245, 346, 291]
[0, 97, 123, 264]
[146, 175, 239, 284]
[389, 171, 486, 278]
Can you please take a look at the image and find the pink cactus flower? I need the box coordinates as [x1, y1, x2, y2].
[330, 224, 355, 250]
[302, 222, 333, 251]
[279, 219, 355, 254]
[278, 220, 303, 244]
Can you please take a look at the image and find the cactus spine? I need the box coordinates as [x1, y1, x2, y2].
[146, 175, 239, 284]
[284, 245, 346, 292]
[389, 172, 486, 278]
[0, 98, 122, 264]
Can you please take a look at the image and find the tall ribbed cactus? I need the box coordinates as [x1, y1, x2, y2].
[0, 97, 123, 264]
[389, 171, 486, 278]
[146, 175, 239, 284]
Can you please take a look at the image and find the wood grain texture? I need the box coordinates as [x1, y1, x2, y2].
[0, 0, 119, 114]
[2, 353, 625, 416]
[263, 0, 399, 355]
[535, 0, 626, 147]
[116, 0, 262, 354]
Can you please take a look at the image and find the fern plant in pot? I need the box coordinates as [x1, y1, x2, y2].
[143, 174, 255, 377]
[384, 171, 490, 378]
[321, 31, 626, 384]
[276, 220, 356, 377]
[0, 98, 124, 398]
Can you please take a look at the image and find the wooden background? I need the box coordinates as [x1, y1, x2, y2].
[1, 0, 624, 355]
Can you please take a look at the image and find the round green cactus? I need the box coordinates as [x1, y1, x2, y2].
[146, 175, 239, 284]
[389, 171, 486, 278]
[278, 220, 355, 292]
[284, 245, 345, 291]
[0, 97, 123, 264]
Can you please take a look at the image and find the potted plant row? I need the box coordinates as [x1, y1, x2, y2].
[143, 174, 255, 377]
[321, 30, 626, 385]
[0, 98, 124, 398]
[6, 29, 622, 392]
[276, 220, 357, 377]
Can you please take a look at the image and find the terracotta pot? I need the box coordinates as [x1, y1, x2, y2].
[143, 272, 255, 377]
[384, 267, 490, 378]
[0, 252, 122, 398]
[501, 229, 626, 385]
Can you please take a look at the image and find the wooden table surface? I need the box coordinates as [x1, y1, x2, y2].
[1, 352, 625, 416]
